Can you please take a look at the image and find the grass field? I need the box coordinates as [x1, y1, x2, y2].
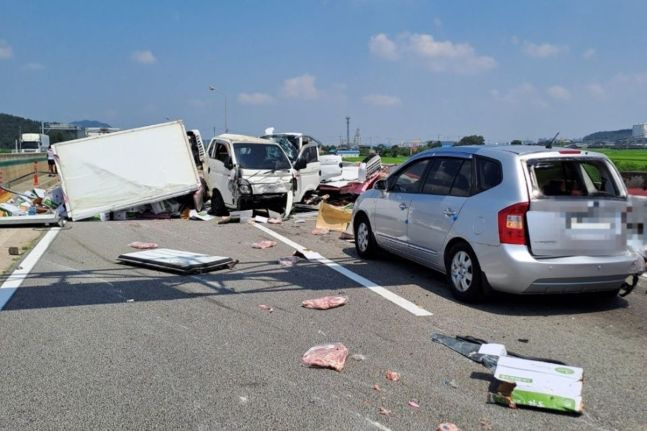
[342, 148, 647, 172]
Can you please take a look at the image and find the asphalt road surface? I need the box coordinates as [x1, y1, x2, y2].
[1, 217, 646, 430]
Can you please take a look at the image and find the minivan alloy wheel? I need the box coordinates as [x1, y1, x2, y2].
[357, 222, 369, 252]
[451, 251, 473, 292]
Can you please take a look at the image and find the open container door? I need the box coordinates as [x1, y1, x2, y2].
[54, 121, 200, 221]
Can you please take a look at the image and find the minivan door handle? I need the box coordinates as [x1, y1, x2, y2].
[399, 203, 408, 210]
[443, 208, 456, 217]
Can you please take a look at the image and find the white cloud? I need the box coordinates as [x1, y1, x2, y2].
[0, 40, 13, 59]
[522, 41, 567, 58]
[131, 50, 157, 64]
[587, 83, 605, 98]
[547, 85, 571, 100]
[582, 48, 596, 59]
[362, 93, 401, 107]
[23, 62, 45, 70]
[612, 72, 647, 87]
[369, 32, 496, 74]
[281, 74, 319, 100]
[369, 33, 399, 61]
[237, 92, 275, 105]
[490, 83, 548, 107]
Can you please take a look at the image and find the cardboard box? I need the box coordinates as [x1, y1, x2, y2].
[490, 356, 583, 413]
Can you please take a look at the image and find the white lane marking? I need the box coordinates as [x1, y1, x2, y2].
[252, 223, 432, 317]
[0, 227, 62, 311]
[641, 274, 647, 280]
[364, 418, 393, 431]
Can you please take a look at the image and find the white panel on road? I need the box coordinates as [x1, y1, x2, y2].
[117, 248, 235, 274]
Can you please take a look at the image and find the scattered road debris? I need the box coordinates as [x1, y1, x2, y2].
[253, 215, 269, 223]
[189, 210, 215, 221]
[517, 338, 529, 343]
[258, 304, 274, 313]
[302, 343, 349, 371]
[385, 370, 400, 382]
[436, 423, 462, 431]
[268, 217, 282, 224]
[408, 400, 420, 409]
[372, 384, 381, 391]
[350, 353, 366, 361]
[378, 406, 392, 416]
[126, 299, 135, 303]
[339, 232, 354, 241]
[252, 240, 277, 249]
[117, 248, 237, 274]
[479, 418, 493, 430]
[0, 185, 66, 226]
[301, 295, 348, 310]
[278, 256, 299, 267]
[445, 380, 459, 389]
[311, 228, 330, 236]
[8, 247, 20, 256]
[128, 242, 159, 250]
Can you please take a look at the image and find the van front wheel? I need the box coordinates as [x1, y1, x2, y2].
[210, 189, 228, 216]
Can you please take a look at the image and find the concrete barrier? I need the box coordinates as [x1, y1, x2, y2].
[0, 154, 48, 201]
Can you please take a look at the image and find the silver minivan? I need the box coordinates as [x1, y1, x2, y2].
[352, 145, 645, 300]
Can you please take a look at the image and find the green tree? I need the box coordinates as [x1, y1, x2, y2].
[510, 139, 522, 145]
[389, 145, 401, 157]
[456, 135, 485, 146]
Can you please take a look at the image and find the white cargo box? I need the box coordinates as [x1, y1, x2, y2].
[53, 121, 200, 221]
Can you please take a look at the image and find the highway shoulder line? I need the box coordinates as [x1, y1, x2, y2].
[251, 222, 432, 317]
[0, 227, 61, 310]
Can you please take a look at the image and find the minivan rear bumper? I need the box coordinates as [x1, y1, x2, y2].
[477, 243, 645, 294]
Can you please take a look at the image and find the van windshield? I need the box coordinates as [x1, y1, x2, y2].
[528, 159, 621, 198]
[233, 143, 291, 170]
[264, 136, 299, 162]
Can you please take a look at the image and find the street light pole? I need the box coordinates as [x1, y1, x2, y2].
[209, 85, 229, 133]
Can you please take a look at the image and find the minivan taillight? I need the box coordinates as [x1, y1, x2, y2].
[498, 202, 529, 245]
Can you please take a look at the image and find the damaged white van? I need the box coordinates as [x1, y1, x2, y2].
[204, 134, 312, 215]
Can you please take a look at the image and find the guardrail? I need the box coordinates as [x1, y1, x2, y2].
[0, 152, 47, 161]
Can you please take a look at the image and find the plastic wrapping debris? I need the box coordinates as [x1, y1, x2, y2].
[385, 370, 400, 382]
[258, 304, 274, 313]
[302, 343, 349, 371]
[189, 210, 215, 221]
[436, 423, 462, 431]
[408, 400, 420, 409]
[301, 295, 347, 310]
[350, 353, 366, 361]
[252, 240, 277, 249]
[128, 242, 159, 250]
[311, 228, 330, 236]
[268, 217, 282, 224]
[278, 256, 299, 267]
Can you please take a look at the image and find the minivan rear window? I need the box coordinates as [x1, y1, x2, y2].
[475, 157, 502, 192]
[528, 159, 620, 197]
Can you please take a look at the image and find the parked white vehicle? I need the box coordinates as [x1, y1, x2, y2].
[261, 130, 330, 201]
[204, 134, 316, 215]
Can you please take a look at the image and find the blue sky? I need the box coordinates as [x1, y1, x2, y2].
[1, 0, 646, 144]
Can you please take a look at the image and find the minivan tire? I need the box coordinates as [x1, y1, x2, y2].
[354, 214, 378, 258]
[446, 242, 483, 302]
[210, 189, 228, 216]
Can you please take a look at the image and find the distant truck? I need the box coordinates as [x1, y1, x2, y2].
[20, 133, 50, 153]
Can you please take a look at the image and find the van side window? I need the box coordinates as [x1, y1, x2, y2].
[422, 158, 463, 195]
[389, 159, 430, 193]
[476, 157, 502, 192]
[303, 146, 318, 163]
[450, 160, 472, 197]
[215, 143, 230, 163]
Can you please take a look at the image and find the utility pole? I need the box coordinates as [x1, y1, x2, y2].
[345, 116, 350, 148]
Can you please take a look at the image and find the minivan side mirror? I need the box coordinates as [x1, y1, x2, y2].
[294, 157, 307, 170]
[374, 179, 386, 190]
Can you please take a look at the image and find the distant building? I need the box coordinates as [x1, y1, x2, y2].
[632, 123, 647, 139]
